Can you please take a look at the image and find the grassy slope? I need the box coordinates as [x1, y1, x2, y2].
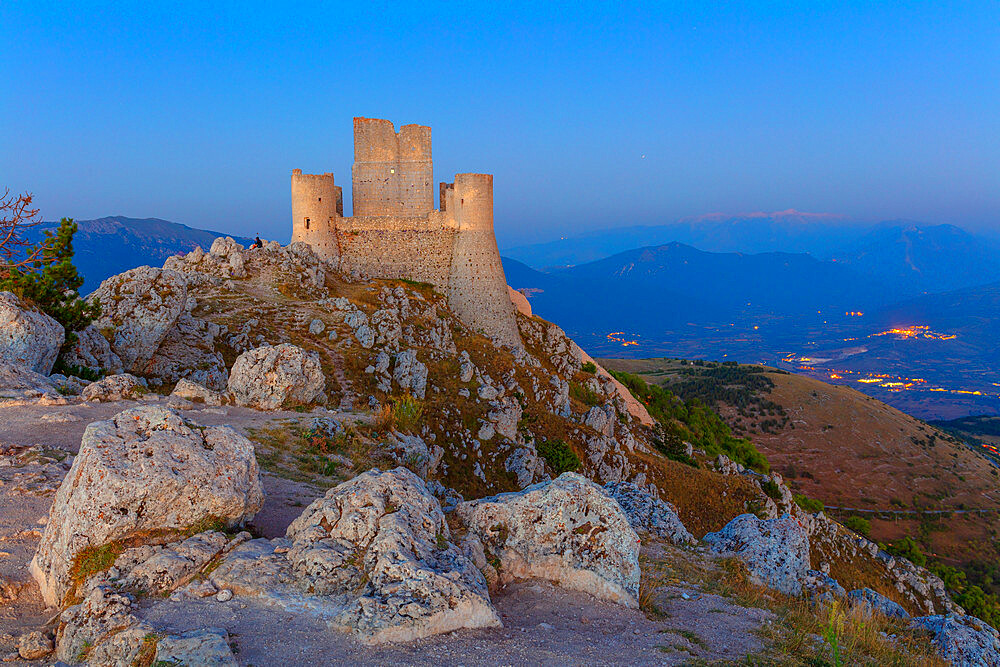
[600, 357, 1000, 571]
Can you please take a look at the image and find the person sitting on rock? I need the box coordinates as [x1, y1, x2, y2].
[253, 234, 263, 249]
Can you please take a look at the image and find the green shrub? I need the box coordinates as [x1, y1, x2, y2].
[581, 361, 597, 374]
[651, 424, 697, 467]
[760, 479, 782, 500]
[0, 218, 100, 351]
[609, 370, 770, 473]
[793, 494, 825, 513]
[537, 438, 581, 475]
[391, 394, 423, 432]
[569, 381, 602, 407]
[843, 515, 871, 537]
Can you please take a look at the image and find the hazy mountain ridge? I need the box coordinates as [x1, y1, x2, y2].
[28, 216, 252, 294]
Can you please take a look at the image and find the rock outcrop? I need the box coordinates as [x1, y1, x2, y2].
[604, 481, 695, 545]
[910, 614, 1000, 667]
[704, 513, 810, 596]
[170, 377, 227, 405]
[847, 587, 910, 619]
[31, 406, 263, 606]
[0, 361, 57, 397]
[0, 291, 64, 374]
[227, 343, 326, 410]
[455, 472, 641, 607]
[88, 266, 188, 373]
[81, 373, 146, 402]
[285, 467, 499, 643]
[61, 324, 124, 374]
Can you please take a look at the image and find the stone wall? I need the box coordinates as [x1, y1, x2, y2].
[351, 118, 433, 218]
[290, 118, 521, 348]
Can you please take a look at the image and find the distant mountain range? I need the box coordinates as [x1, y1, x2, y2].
[28, 217, 252, 294]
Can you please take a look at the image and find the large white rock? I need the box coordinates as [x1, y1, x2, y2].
[604, 481, 695, 545]
[227, 343, 326, 410]
[30, 406, 264, 607]
[285, 467, 500, 643]
[146, 310, 229, 390]
[0, 291, 64, 374]
[910, 614, 1000, 666]
[81, 373, 146, 402]
[88, 267, 188, 373]
[703, 513, 810, 596]
[61, 324, 124, 374]
[455, 472, 641, 607]
[0, 361, 57, 397]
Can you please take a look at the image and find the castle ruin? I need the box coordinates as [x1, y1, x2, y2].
[291, 118, 521, 347]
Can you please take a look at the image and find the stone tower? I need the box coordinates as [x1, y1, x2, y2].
[291, 118, 521, 349]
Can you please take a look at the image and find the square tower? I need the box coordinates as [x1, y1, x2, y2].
[351, 118, 433, 217]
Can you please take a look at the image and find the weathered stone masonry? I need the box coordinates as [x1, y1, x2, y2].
[292, 117, 521, 347]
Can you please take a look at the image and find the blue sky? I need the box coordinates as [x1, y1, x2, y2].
[3, 1, 998, 247]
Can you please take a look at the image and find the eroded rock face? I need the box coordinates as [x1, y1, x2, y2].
[30, 406, 263, 607]
[81, 373, 146, 402]
[847, 587, 909, 620]
[56, 584, 152, 665]
[228, 343, 326, 410]
[88, 266, 188, 373]
[0, 291, 64, 374]
[61, 324, 124, 374]
[170, 377, 227, 406]
[455, 472, 641, 607]
[154, 628, 238, 666]
[604, 481, 695, 546]
[910, 614, 1000, 667]
[703, 514, 810, 596]
[285, 467, 499, 643]
[146, 310, 229, 390]
[0, 361, 57, 397]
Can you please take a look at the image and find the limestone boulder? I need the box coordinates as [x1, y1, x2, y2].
[88, 266, 188, 372]
[81, 373, 146, 402]
[847, 587, 909, 620]
[170, 377, 227, 406]
[227, 343, 326, 410]
[285, 467, 500, 643]
[0, 361, 57, 397]
[154, 628, 238, 666]
[703, 513, 810, 596]
[801, 569, 846, 604]
[61, 324, 124, 374]
[604, 481, 695, 546]
[0, 291, 64, 374]
[16, 631, 53, 660]
[392, 348, 428, 399]
[455, 472, 641, 607]
[56, 584, 153, 665]
[146, 310, 229, 390]
[910, 614, 1000, 667]
[30, 406, 263, 607]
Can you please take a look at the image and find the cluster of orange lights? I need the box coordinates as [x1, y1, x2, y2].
[845, 311, 864, 317]
[870, 325, 957, 341]
[605, 332, 638, 347]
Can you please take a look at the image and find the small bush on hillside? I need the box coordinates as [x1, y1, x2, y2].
[392, 394, 423, 432]
[793, 494, 824, 513]
[651, 424, 697, 467]
[537, 438, 580, 475]
[569, 381, 602, 407]
[759, 479, 782, 500]
[844, 515, 871, 537]
[887, 536, 925, 566]
[581, 361, 597, 374]
[610, 370, 771, 473]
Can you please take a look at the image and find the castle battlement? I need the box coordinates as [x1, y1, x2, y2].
[290, 118, 520, 347]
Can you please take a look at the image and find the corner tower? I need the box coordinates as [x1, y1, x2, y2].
[291, 169, 342, 261]
[351, 118, 433, 217]
[445, 174, 521, 347]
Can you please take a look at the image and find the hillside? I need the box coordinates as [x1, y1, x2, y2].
[0, 239, 985, 664]
[26, 216, 253, 293]
[600, 358, 1000, 581]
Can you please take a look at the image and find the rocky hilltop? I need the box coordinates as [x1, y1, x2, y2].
[0, 239, 997, 665]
